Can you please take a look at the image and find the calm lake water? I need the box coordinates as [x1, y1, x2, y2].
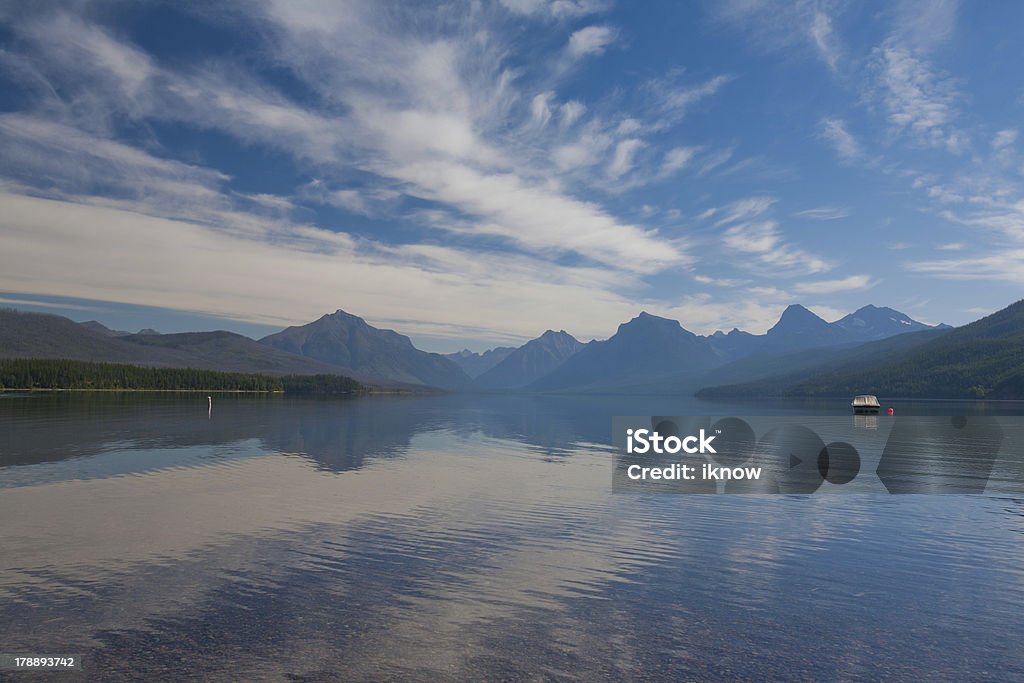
[2, 393, 1024, 681]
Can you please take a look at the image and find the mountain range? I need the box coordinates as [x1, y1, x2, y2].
[529, 313, 719, 392]
[3, 300, 1012, 398]
[698, 299, 1024, 400]
[259, 310, 474, 391]
[707, 304, 938, 360]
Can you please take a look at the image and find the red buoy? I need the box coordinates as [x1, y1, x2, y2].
[887, 407, 894, 415]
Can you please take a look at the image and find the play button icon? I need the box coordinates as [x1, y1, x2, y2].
[755, 425, 826, 494]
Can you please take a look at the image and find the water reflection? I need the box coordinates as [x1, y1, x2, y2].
[854, 413, 879, 430]
[1, 394, 1024, 680]
[0, 392, 801, 474]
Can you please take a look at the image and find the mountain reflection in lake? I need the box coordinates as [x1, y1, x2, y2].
[2, 393, 1024, 681]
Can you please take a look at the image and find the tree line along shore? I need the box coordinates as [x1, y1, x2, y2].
[0, 358, 365, 394]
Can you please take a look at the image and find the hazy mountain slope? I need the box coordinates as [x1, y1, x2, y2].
[695, 327, 949, 398]
[833, 305, 933, 341]
[476, 330, 585, 390]
[79, 320, 130, 337]
[778, 299, 1024, 399]
[0, 309, 177, 364]
[118, 331, 361, 376]
[0, 309, 354, 377]
[528, 313, 722, 392]
[706, 304, 936, 361]
[260, 309, 474, 390]
[445, 346, 516, 378]
[707, 328, 759, 359]
[757, 304, 841, 353]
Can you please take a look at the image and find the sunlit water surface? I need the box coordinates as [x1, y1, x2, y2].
[2, 393, 1024, 681]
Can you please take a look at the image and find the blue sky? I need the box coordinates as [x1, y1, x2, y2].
[1, 0, 1022, 352]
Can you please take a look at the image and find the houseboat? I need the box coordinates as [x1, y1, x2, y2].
[851, 395, 880, 414]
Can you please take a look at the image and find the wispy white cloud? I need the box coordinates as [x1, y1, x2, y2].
[526, 71, 730, 192]
[242, 193, 295, 213]
[393, 159, 690, 270]
[552, 128, 611, 171]
[558, 100, 586, 128]
[925, 184, 965, 204]
[793, 274, 874, 294]
[298, 181, 401, 217]
[908, 250, 1024, 284]
[808, 11, 841, 71]
[615, 118, 641, 135]
[0, 296, 103, 312]
[934, 198, 1024, 243]
[872, 42, 966, 152]
[710, 1, 846, 72]
[992, 129, 1018, 150]
[713, 196, 776, 227]
[886, 0, 959, 53]
[529, 91, 556, 128]
[721, 220, 832, 274]
[646, 73, 732, 131]
[658, 146, 699, 178]
[566, 25, 617, 60]
[693, 274, 748, 288]
[606, 138, 645, 179]
[697, 146, 735, 175]
[499, 0, 609, 20]
[794, 206, 851, 220]
[819, 118, 863, 163]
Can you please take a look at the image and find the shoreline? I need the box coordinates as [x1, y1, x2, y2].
[0, 387, 419, 396]
[0, 388, 283, 394]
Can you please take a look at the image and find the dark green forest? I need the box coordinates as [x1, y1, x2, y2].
[0, 359, 364, 394]
[279, 373, 366, 395]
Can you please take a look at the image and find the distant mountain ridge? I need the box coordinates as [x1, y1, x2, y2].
[517, 305, 939, 394]
[778, 299, 1024, 399]
[445, 346, 516, 378]
[707, 304, 935, 360]
[79, 320, 130, 337]
[476, 330, 586, 390]
[259, 309, 474, 390]
[696, 327, 950, 399]
[833, 304, 932, 340]
[0, 309, 355, 377]
[697, 298, 1024, 400]
[528, 312, 721, 392]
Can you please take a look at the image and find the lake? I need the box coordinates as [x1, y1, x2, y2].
[2, 393, 1024, 681]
